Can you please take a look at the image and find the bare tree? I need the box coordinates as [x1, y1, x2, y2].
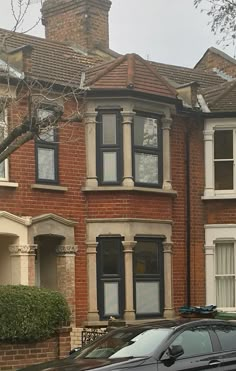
[194, 0, 236, 46]
[0, 0, 85, 165]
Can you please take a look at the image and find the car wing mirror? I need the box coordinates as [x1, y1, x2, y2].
[69, 347, 81, 355]
[161, 344, 184, 363]
[169, 345, 184, 359]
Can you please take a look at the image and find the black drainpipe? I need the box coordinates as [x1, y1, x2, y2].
[186, 125, 191, 308]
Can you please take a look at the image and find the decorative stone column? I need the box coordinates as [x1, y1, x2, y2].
[86, 242, 99, 321]
[122, 112, 135, 187]
[203, 129, 214, 197]
[123, 241, 136, 321]
[162, 117, 172, 190]
[163, 242, 175, 318]
[8, 244, 37, 285]
[85, 112, 98, 187]
[56, 245, 78, 325]
[204, 244, 215, 305]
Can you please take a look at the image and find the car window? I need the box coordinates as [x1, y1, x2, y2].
[170, 327, 213, 358]
[77, 328, 172, 359]
[215, 325, 236, 351]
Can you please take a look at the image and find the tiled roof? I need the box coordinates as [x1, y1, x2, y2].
[150, 61, 224, 89]
[201, 79, 236, 112]
[86, 53, 177, 99]
[0, 28, 102, 87]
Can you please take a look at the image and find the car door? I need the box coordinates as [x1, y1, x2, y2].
[212, 324, 236, 370]
[158, 326, 223, 370]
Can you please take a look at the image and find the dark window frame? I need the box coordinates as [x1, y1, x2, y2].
[133, 236, 164, 319]
[132, 112, 163, 188]
[96, 110, 123, 185]
[96, 236, 125, 320]
[35, 127, 59, 185]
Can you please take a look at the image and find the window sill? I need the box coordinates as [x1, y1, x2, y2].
[202, 194, 236, 200]
[31, 184, 68, 192]
[82, 185, 177, 196]
[83, 318, 167, 327]
[0, 181, 19, 188]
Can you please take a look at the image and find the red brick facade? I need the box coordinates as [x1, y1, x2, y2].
[0, 328, 71, 370]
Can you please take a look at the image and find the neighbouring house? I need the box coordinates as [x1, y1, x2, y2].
[0, 0, 236, 348]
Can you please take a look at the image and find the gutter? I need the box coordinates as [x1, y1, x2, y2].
[186, 125, 191, 307]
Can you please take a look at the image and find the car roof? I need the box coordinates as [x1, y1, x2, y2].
[112, 318, 236, 333]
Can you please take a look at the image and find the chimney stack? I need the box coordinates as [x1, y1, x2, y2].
[41, 0, 112, 52]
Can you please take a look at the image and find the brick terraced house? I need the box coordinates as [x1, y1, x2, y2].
[1, 0, 236, 346]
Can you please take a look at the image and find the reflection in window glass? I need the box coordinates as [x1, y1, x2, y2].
[102, 114, 117, 145]
[102, 244, 119, 274]
[135, 153, 158, 184]
[104, 282, 119, 316]
[171, 329, 212, 357]
[0, 161, 5, 179]
[136, 282, 160, 314]
[215, 161, 233, 190]
[134, 117, 158, 147]
[38, 148, 55, 180]
[103, 152, 117, 182]
[214, 130, 233, 160]
[215, 326, 236, 351]
[135, 242, 159, 274]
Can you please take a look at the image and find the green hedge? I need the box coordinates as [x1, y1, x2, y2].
[0, 285, 71, 343]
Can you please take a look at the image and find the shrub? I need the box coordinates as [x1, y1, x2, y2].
[0, 285, 71, 343]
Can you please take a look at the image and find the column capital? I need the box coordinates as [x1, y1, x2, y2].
[163, 242, 173, 254]
[204, 244, 215, 255]
[122, 241, 137, 252]
[203, 129, 214, 141]
[86, 241, 98, 254]
[162, 117, 173, 130]
[122, 111, 135, 124]
[56, 245, 78, 256]
[9, 244, 37, 255]
[84, 112, 97, 124]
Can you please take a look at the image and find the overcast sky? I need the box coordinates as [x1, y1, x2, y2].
[0, 0, 235, 68]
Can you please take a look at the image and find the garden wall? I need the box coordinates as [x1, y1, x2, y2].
[0, 328, 71, 370]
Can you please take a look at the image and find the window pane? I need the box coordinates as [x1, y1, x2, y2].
[214, 130, 233, 159]
[104, 282, 119, 316]
[38, 148, 55, 180]
[134, 116, 158, 147]
[216, 243, 234, 275]
[102, 243, 120, 274]
[135, 153, 158, 184]
[102, 114, 117, 145]
[134, 241, 159, 274]
[215, 326, 236, 351]
[215, 161, 233, 190]
[136, 281, 160, 313]
[0, 161, 5, 178]
[103, 152, 117, 182]
[171, 329, 212, 357]
[215, 243, 235, 308]
[38, 128, 55, 142]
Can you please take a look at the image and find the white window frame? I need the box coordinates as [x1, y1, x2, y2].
[203, 118, 236, 199]
[0, 108, 9, 181]
[205, 224, 236, 311]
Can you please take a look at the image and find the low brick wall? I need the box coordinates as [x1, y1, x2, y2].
[0, 327, 71, 371]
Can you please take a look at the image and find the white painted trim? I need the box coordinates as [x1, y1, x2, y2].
[205, 223, 236, 310]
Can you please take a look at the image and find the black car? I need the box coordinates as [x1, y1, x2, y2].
[19, 318, 236, 371]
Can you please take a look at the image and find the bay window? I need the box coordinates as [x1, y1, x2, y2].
[96, 111, 122, 185]
[133, 114, 162, 187]
[0, 108, 8, 181]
